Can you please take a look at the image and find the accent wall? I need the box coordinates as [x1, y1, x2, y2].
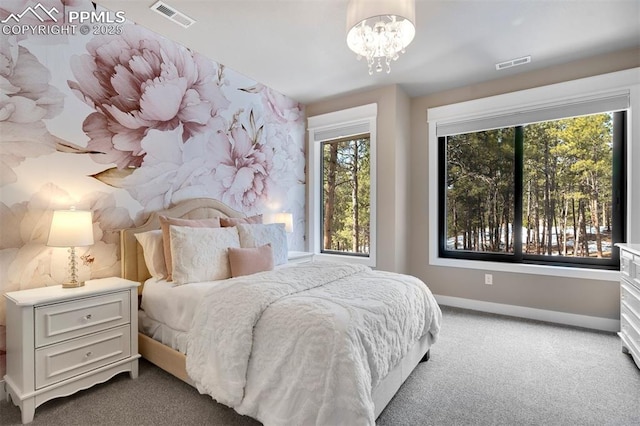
[0, 0, 306, 377]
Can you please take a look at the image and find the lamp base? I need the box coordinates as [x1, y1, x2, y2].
[62, 280, 85, 288]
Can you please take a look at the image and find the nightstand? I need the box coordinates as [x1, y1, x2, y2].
[288, 251, 314, 264]
[3, 277, 141, 424]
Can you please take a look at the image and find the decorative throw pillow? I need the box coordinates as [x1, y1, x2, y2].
[228, 245, 274, 277]
[159, 215, 221, 281]
[236, 223, 288, 265]
[134, 229, 167, 279]
[169, 225, 240, 285]
[219, 214, 263, 227]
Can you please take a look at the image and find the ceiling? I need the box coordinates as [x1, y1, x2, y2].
[95, 0, 640, 104]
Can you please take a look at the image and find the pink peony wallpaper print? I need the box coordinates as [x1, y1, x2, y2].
[0, 1, 306, 377]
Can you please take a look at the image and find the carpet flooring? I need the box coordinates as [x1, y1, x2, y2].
[1, 306, 639, 425]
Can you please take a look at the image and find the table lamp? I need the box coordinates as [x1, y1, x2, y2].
[47, 209, 95, 288]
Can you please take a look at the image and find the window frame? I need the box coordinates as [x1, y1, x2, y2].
[308, 103, 377, 267]
[427, 68, 640, 281]
[437, 112, 626, 269]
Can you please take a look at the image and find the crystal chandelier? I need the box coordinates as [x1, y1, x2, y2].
[346, 0, 416, 75]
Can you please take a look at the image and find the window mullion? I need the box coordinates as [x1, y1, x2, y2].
[514, 126, 524, 261]
[438, 136, 447, 258]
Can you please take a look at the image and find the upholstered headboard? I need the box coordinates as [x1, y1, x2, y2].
[120, 198, 245, 291]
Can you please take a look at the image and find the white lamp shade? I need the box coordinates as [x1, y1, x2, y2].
[347, 0, 416, 49]
[347, 0, 415, 27]
[47, 210, 95, 247]
[347, 18, 415, 56]
[346, 0, 416, 74]
[264, 212, 294, 233]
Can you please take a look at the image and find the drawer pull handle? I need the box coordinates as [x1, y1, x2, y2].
[83, 314, 92, 321]
[85, 351, 92, 358]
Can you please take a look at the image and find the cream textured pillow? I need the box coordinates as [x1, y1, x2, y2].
[159, 215, 221, 281]
[228, 245, 274, 277]
[134, 230, 167, 279]
[236, 223, 288, 265]
[169, 225, 240, 285]
[220, 214, 263, 227]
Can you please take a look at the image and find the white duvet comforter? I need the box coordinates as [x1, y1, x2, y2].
[186, 261, 441, 426]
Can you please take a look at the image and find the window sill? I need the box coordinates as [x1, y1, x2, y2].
[314, 253, 376, 268]
[430, 257, 619, 282]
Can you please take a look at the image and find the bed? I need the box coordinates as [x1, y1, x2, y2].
[121, 198, 441, 425]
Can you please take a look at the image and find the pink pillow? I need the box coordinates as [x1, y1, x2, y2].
[159, 215, 221, 281]
[228, 244, 274, 277]
[220, 214, 263, 227]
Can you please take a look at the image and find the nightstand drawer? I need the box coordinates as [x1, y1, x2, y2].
[35, 324, 131, 389]
[621, 282, 640, 318]
[288, 251, 314, 264]
[621, 310, 640, 348]
[35, 291, 130, 347]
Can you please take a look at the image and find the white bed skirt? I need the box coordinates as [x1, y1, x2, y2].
[139, 310, 190, 354]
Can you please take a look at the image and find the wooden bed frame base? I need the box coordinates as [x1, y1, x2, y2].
[421, 349, 431, 363]
[138, 333, 194, 386]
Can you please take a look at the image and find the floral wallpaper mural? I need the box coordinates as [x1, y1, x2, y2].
[0, 0, 306, 377]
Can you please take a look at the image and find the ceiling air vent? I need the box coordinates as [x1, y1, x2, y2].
[150, 1, 195, 28]
[495, 55, 531, 71]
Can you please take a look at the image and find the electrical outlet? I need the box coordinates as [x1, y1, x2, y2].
[484, 274, 493, 285]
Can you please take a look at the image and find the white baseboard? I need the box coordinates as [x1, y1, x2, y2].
[434, 294, 620, 332]
[0, 379, 6, 401]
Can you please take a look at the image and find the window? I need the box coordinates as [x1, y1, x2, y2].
[439, 111, 626, 269]
[427, 68, 639, 279]
[321, 134, 371, 256]
[308, 104, 377, 266]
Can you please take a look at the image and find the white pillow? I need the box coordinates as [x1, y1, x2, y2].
[134, 230, 167, 279]
[236, 223, 288, 266]
[169, 225, 240, 284]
